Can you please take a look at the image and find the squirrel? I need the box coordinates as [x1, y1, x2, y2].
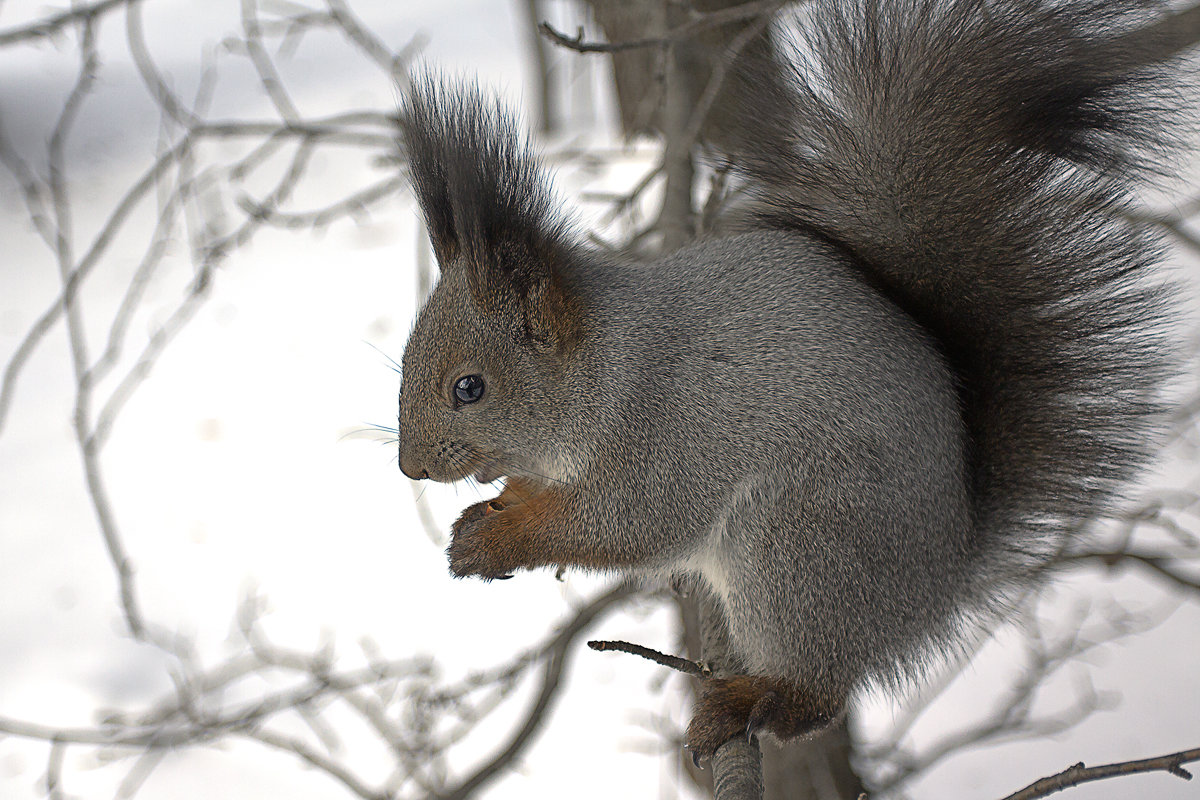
[395, 0, 1182, 761]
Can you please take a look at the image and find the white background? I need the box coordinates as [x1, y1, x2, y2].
[0, 1, 1197, 798]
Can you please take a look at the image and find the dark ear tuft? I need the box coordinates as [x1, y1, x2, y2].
[400, 74, 579, 348]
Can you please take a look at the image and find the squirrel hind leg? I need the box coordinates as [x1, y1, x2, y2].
[685, 675, 842, 761]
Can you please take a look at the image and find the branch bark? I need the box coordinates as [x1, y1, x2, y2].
[699, 593, 764, 800]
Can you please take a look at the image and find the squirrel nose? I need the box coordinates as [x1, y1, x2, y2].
[398, 449, 429, 481]
[399, 463, 429, 481]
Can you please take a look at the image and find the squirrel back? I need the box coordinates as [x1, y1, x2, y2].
[397, 0, 1183, 758]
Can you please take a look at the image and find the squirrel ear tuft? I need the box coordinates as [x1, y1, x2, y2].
[400, 75, 580, 349]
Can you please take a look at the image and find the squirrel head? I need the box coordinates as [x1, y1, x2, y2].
[397, 242, 582, 484]
[396, 76, 582, 485]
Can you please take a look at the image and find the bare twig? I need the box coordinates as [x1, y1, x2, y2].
[680, 11, 772, 152]
[588, 639, 707, 677]
[240, 0, 300, 122]
[1063, 550, 1200, 596]
[439, 581, 638, 799]
[125, 0, 201, 127]
[324, 0, 411, 77]
[242, 728, 386, 800]
[0, 0, 133, 47]
[999, 746, 1200, 800]
[45, 7, 149, 639]
[0, 135, 197, 436]
[539, 0, 786, 54]
[45, 740, 65, 800]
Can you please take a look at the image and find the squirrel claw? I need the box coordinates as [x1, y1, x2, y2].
[745, 689, 781, 743]
[688, 747, 703, 769]
[686, 676, 836, 759]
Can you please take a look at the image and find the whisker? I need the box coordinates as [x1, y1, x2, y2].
[364, 340, 403, 375]
[492, 457, 570, 486]
[463, 477, 487, 501]
[340, 425, 400, 443]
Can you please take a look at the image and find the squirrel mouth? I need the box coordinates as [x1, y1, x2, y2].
[473, 464, 504, 484]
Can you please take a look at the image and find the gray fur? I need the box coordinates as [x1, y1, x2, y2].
[397, 0, 1181, 714]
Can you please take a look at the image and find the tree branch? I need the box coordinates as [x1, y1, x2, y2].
[999, 746, 1200, 800]
[539, 0, 786, 54]
[0, 0, 134, 47]
[438, 581, 638, 800]
[588, 639, 707, 677]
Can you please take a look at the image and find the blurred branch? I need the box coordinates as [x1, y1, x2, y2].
[0, 583, 638, 799]
[240, 0, 300, 122]
[43, 2, 151, 639]
[865, 596, 1173, 795]
[125, 0, 201, 127]
[324, 0, 419, 77]
[0, 0, 134, 46]
[1063, 550, 1200, 596]
[539, 0, 786, 53]
[438, 581, 638, 800]
[244, 727, 386, 800]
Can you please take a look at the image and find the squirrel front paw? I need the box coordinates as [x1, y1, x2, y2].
[447, 499, 520, 580]
[685, 676, 838, 762]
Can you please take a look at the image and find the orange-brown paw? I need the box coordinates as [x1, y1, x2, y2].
[447, 500, 517, 580]
[685, 675, 838, 763]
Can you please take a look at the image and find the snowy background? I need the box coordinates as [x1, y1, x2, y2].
[0, 1, 1197, 798]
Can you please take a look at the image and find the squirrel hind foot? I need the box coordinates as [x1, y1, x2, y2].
[685, 675, 841, 761]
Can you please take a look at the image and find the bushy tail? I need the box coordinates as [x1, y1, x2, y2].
[717, 0, 1182, 565]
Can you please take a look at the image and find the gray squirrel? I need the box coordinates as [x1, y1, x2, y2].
[395, 0, 1182, 760]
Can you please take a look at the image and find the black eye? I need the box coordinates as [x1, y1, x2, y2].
[454, 375, 485, 405]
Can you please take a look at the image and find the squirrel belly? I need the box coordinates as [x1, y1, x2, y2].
[397, 0, 1182, 760]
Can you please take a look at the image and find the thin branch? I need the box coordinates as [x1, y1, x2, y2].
[999, 746, 1200, 800]
[45, 740, 65, 800]
[1062, 550, 1200, 596]
[113, 748, 166, 800]
[324, 0, 407, 76]
[680, 11, 772, 152]
[91, 141, 315, 448]
[0, 120, 56, 248]
[125, 0, 202, 127]
[588, 639, 706, 677]
[0, 136, 196, 436]
[438, 582, 638, 800]
[235, 173, 405, 230]
[0, 714, 216, 748]
[46, 5, 148, 639]
[240, 0, 300, 122]
[241, 727, 386, 800]
[539, 0, 787, 54]
[0, 0, 133, 46]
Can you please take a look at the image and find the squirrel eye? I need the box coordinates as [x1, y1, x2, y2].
[454, 374, 485, 405]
